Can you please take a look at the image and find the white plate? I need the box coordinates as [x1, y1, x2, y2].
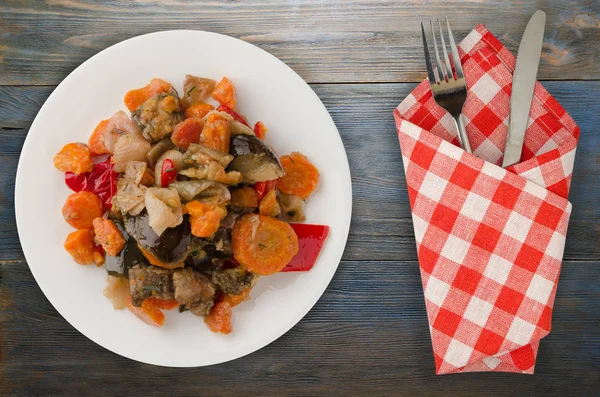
[15, 30, 352, 367]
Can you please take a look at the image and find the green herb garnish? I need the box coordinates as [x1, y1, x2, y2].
[142, 285, 161, 293]
[258, 243, 267, 250]
[187, 86, 196, 96]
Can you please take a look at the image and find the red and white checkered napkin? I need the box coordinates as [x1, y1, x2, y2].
[394, 25, 580, 374]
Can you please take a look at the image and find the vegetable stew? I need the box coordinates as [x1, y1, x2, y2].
[53, 75, 329, 333]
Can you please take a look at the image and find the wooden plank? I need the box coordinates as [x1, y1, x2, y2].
[1, 0, 599, 85]
[0, 259, 598, 396]
[1, 82, 599, 262]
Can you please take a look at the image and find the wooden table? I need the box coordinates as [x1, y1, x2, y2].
[1, 1, 599, 395]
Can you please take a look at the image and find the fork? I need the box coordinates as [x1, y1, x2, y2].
[421, 18, 472, 153]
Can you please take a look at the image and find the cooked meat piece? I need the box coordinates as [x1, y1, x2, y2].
[212, 266, 255, 295]
[189, 301, 215, 317]
[181, 75, 216, 109]
[128, 264, 173, 306]
[131, 92, 183, 143]
[172, 268, 215, 316]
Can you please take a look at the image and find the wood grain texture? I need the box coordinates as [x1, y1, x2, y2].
[1, 82, 599, 262]
[1, 2, 599, 395]
[0, 259, 598, 396]
[1, 0, 599, 85]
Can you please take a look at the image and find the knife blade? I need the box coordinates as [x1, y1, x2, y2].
[502, 10, 546, 168]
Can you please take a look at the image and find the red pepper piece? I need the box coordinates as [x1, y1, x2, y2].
[65, 157, 118, 209]
[253, 180, 277, 201]
[161, 158, 177, 187]
[281, 224, 330, 272]
[217, 105, 250, 127]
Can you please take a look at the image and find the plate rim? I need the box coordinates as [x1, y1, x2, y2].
[14, 29, 353, 367]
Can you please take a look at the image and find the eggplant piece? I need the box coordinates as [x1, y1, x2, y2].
[147, 138, 175, 168]
[131, 91, 184, 143]
[278, 192, 306, 222]
[105, 221, 150, 278]
[228, 135, 284, 183]
[171, 180, 231, 205]
[125, 210, 192, 266]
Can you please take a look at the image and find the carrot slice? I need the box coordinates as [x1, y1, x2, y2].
[88, 119, 110, 155]
[205, 301, 232, 334]
[200, 113, 230, 153]
[124, 78, 172, 111]
[146, 298, 179, 310]
[64, 229, 95, 265]
[230, 187, 259, 208]
[171, 118, 204, 150]
[185, 201, 227, 238]
[184, 102, 215, 119]
[127, 296, 165, 327]
[232, 214, 299, 275]
[62, 191, 104, 229]
[92, 218, 126, 256]
[276, 152, 319, 199]
[211, 77, 236, 109]
[53, 143, 94, 174]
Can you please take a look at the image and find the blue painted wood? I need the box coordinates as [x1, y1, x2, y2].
[1, 1, 599, 394]
[1, 82, 598, 262]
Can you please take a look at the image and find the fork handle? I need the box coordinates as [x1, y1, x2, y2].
[453, 114, 472, 153]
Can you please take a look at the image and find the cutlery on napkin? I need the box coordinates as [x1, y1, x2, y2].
[503, 10, 546, 168]
[394, 24, 579, 374]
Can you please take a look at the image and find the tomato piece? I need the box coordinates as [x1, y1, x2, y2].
[205, 301, 232, 334]
[124, 78, 172, 111]
[253, 180, 277, 201]
[64, 229, 95, 265]
[62, 191, 104, 229]
[92, 218, 126, 256]
[184, 102, 215, 119]
[127, 296, 165, 327]
[211, 77, 236, 109]
[200, 113, 230, 153]
[93, 245, 105, 267]
[160, 159, 177, 187]
[171, 118, 203, 150]
[253, 121, 267, 140]
[281, 224, 330, 272]
[88, 119, 110, 155]
[54, 143, 94, 174]
[217, 105, 249, 127]
[64, 157, 118, 209]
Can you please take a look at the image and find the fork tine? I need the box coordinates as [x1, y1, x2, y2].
[421, 22, 438, 84]
[438, 19, 454, 79]
[446, 17, 464, 78]
[430, 21, 446, 81]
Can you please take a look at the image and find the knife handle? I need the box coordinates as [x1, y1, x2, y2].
[454, 114, 472, 153]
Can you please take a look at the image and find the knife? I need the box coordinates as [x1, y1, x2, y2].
[502, 10, 546, 168]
